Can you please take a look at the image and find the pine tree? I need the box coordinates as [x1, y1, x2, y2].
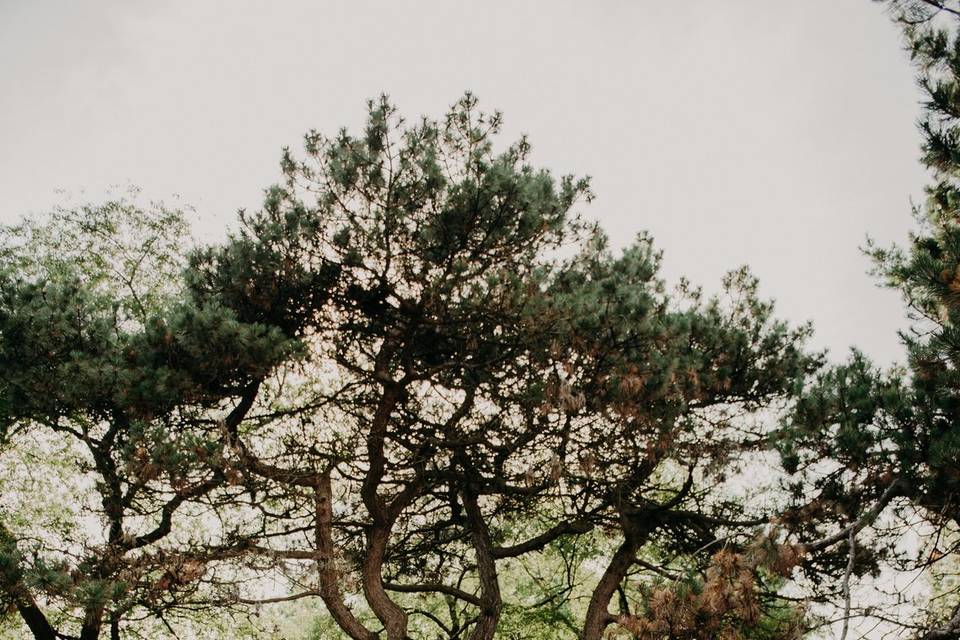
[0, 195, 301, 639]
[191, 95, 820, 640]
[0, 97, 865, 640]
[777, 2, 960, 637]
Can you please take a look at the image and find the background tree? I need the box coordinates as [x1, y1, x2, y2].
[0, 194, 306, 640]
[775, 2, 960, 637]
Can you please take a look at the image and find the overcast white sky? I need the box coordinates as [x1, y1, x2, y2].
[0, 0, 928, 365]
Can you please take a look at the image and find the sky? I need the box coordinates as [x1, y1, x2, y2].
[0, 0, 929, 365]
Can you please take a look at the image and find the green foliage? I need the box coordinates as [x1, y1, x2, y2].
[0, 195, 312, 639]
[0, 188, 190, 322]
[0, 95, 823, 640]
[197, 94, 818, 640]
[782, 0, 960, 528]
[773, 3, 960, 635]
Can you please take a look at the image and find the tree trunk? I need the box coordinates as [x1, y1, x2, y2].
[581, 538, 640, 640]
[79, 607, 103, 640]
[15, 599, 57, 640]
[1, 523, 58, 640]
[463, 489, 502, 640]
[315, 472, 377, 640]
[362, 524, 409, 640]
[358, 373, 409, 639]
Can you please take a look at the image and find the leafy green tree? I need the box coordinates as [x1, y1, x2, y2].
[0, 195, 302, 639]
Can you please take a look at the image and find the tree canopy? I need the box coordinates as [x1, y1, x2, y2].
[3, 5, 960, 637]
